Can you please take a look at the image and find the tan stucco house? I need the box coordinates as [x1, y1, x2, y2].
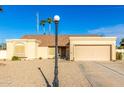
[6, 35, 116, 61]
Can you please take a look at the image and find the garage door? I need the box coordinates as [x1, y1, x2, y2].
[74, 45, 111, 61]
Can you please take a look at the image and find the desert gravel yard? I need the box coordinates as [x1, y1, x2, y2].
[0, 59, 124, 87]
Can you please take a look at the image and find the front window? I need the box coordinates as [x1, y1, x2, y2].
[14, 44, 25, 57]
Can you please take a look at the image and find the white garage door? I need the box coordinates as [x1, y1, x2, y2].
[74, 45, 111, 61]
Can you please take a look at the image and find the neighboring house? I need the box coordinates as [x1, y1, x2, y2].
[6, 35, 116, 61]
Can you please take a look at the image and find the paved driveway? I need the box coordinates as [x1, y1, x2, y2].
[0, 60, 124, 87]
[77, 61, 124, 87]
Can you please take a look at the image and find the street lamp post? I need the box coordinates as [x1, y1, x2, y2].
[52, 15, 60, 87]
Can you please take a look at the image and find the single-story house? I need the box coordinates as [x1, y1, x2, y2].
[6, 35, 116, 61]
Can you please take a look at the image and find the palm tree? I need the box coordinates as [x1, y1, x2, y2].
[47, 17, 53, 35]
[40, 20, 46, 35]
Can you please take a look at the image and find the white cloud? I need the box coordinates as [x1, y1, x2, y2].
[88, 24, 124, 46]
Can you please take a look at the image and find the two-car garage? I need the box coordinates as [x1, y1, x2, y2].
[70, 37, 116, 61]
[74, 45, 111, 61]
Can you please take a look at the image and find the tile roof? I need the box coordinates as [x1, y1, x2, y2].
[21, 35, 100, 47]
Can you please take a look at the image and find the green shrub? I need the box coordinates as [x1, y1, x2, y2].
[116, 52, 122, 60]
[39, 57, 42, 60]
[12, 56, 20, 61]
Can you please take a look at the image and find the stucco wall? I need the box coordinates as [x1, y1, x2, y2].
[7, 41, 14, 60]
[26, 41, 38, 60]
[0, 50, 7, 59]
[37, 47, 48, 59]
[70, 37, 116, 61]
[6, 39, 39, 60]
[6, 39, 53, 60]
[48, 47, 55, 59]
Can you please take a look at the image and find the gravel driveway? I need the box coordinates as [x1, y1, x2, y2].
[0, 60, 124, 87]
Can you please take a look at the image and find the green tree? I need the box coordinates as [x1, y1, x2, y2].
[47, 17, 53, 35]
[0, 43, 6, 50]
[119, 38, 124, 49]
[2, 43, 6, 50]
[120, 38, 124, 43]
[40, 20, 46, 35]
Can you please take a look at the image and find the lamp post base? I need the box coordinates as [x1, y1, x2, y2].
[52, 79, 59, 87]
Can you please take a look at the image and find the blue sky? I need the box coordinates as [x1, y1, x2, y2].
[0, 5, 124, 45]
